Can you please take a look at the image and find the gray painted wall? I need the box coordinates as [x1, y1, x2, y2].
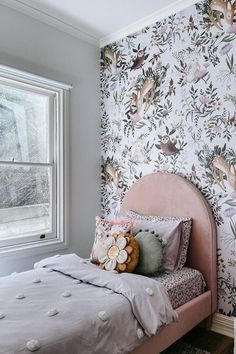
[0, 5, 100, 276]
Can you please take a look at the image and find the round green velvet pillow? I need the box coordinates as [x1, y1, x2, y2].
[135, 231, 164, 275]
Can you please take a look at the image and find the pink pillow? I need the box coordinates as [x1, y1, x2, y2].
[90, 216, 134, 264]
[127, 210, 192, 271]
[132, 218, 182, 273]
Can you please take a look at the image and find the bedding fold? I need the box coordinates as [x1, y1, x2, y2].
[0, 253, 177, 354]
[34, 253, 178, 335]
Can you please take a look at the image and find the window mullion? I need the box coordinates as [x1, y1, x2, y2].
[0, 161, 53, 167]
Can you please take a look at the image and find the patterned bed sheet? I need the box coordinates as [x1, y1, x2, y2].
[152, 267, 206, 309]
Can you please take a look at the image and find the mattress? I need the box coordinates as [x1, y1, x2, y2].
[152, 267, 206, 309]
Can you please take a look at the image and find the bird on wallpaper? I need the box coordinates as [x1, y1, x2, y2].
[130, 45, 148, 70]
[158, 135, 181, 156]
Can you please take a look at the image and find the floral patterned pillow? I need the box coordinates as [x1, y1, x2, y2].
[98, 233, 139, 273]
[90, 216, 134, 264]
[126, 210, 192, 271]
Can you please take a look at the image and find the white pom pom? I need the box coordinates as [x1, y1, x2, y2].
[137, 328, 144, 339]
[16, 293, 25, 300]
[98, 311, 109, 321]
[145, 287, 154, 296]
[47, 308, 58, 317]
[26, 339, 41, 352]
[0, 312, 5, 319]
[62, 291, 71, 297]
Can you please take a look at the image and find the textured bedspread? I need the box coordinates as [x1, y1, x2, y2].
[0, 254, 177, 354]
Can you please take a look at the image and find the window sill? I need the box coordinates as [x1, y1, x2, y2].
[0, 236, 69, 258]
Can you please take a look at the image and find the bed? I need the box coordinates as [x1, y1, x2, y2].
[0, 172, 217, 354]
[121, 172, 217, 354]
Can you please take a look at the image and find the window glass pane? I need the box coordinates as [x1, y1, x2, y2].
[0, 165, 52, 240]
[0, 83, 49, 163]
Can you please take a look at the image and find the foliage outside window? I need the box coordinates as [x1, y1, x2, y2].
[0, 65, 70, 254]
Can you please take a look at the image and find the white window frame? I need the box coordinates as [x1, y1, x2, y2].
[0, 64, 71, 256]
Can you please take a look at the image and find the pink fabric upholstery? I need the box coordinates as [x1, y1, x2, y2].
[121, 172, 217, 313]
[122, 172, 217, 353]
[132, 291, 212, 353]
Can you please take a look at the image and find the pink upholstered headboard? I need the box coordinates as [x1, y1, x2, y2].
[120, 172, 217, 313]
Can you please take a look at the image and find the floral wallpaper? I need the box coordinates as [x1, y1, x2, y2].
[100, 0, 236, 316]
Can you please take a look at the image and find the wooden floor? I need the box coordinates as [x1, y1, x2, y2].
[182, 326, 234, 354]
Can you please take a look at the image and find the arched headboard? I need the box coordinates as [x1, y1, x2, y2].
[120, 172, 217, 313]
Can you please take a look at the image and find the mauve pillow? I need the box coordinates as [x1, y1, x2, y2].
[90, 216, 134, 264]
[132, 218, 182, 272]
[127, 210, 192, 271]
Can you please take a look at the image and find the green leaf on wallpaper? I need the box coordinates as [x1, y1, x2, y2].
[169, 129, 176, 136]
[134, 172, 143, 181]
[229, 220, 236, 237]
[222, 34, 236, 43]
[225, 199, 236, 207]
[136, 122, 146, 129]
[226, 56, 232, 71]
[230, 54, 233, 71]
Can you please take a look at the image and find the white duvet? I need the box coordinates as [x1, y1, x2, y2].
[0, 254, 177, 354]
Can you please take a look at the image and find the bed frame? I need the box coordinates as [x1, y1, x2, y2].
[120, 172, 217, 354]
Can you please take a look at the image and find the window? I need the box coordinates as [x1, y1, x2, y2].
[0, 65, 71, 254]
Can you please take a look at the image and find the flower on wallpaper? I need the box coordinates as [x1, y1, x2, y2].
[223, 225, 236, 248]
[223, 208, 236, 218]
[101, 0, 236, 315]
[217, 248, 235, 315]
[228, 258, 236, 267]
[174, 56, 209, 86]
[199, 95, 210, 104]
[230, 190, 236, 199]
[129, 136, 149, 164]
[185, 15, 199, 33]
[165, 78, 176, 98]
[220, 43, 233, 56]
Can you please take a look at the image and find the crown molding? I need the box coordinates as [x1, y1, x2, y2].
[0, 0, 99, 47]
[0, 0, 198, 48]
[100, 0, 198, 47]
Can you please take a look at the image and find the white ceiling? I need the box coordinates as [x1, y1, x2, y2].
[0, 0, 197, 46]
